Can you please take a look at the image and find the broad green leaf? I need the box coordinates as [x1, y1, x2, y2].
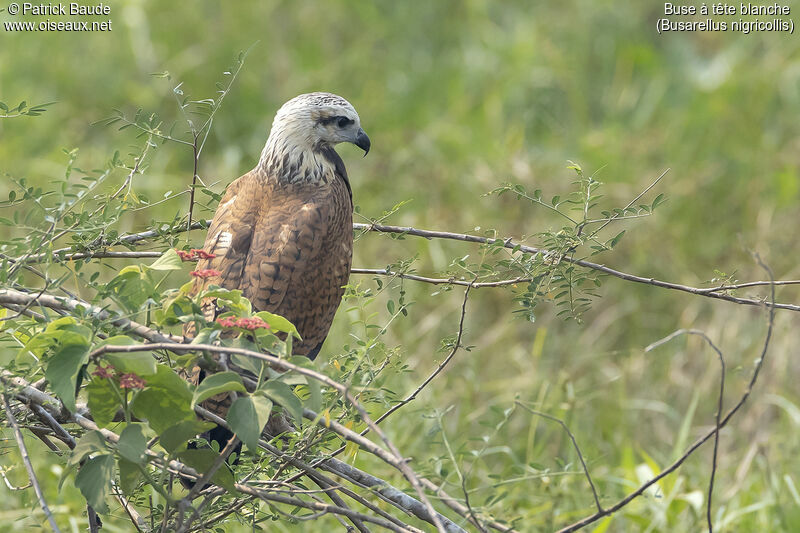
[45, 343, 89, 412]
[227, 395, 273, 450]
[254, 311, 300, 339]
[69, 430, 109, 466]
[105, 351, 157, 376]
[159, 419, 215, 454]
[105, 265, 155, 313]
[117, 423, 147, 464]
[131, 365, 195, 433]
[192, 371, 246, 408]
[45, 316, 92, 339]
[145, 364, 194, 403]
[176, 448, 236, 491]
[230, 339, 266, 378]
[132, 388, 195, 434]
[149, 248, 183, 270]
[96, 335, 136, 347]
[285, 356, 321, 412]
[75, 454, 115, 514]
[86, 377, 119, 428]
[117, 458, 143, 496]
[259, 381, 302, 425]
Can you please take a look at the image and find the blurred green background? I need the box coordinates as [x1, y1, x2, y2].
[2, 1, 800, 531]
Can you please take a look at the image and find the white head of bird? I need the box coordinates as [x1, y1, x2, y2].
[259, 92, 370, 184]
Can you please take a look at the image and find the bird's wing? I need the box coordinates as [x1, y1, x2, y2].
[185, 171, 261, 332]
[242, 191, 330, 316]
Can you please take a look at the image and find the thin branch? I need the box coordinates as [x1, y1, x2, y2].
[176, 434, 241, 533]
[646, 329, 725, 533]
[375, 280, 473, 425]
[233, 484, 414, 533]
[556, 255, 775, 532]
[2, 395, 62, 533]
[587, 168, 669, 238]
[514, 403, 603, 513]
[88, 341, 446, 532]
[351, 222, 800, 312]
[194, 406, 419, 533]
[352, 268, 528, 288]
[0, 289, 180, 343]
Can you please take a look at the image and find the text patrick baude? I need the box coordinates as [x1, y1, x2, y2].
[20, 3, 110, 16]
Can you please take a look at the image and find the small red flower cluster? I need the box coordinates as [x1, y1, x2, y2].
[176, 249, 217, 261]
[92, 364, 113, 379]
[216, 316, 271, 331]
[190, 268, 222, 279]
[92, 364, 146, 389]
[119, 373, 147, 389]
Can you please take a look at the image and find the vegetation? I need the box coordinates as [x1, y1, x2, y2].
[1, 2, 798, 532]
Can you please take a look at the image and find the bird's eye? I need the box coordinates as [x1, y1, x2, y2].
[336, 116, 352, 128]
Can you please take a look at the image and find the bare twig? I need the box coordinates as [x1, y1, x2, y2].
[646, 329, 726, 533]
[2, 395, 62, 533]
[556, 255, 775, 532]
[514, 403, 603, 513]
[375, 280, 473, 425]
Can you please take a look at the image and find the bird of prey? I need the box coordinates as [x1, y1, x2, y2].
[186, 92, 370, 359]
[180, 93, 369, 454]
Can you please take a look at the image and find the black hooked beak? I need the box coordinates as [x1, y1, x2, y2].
[354, 128, 371, 156]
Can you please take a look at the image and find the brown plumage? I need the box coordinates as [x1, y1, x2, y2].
[187, 92, 369, 357]
[183, 93, 369, 424]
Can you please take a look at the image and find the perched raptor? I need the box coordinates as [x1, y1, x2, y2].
[186, 92, 369, 359]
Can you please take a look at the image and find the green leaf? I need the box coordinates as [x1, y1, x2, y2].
[259, 381, 303, 425]
[131, 365, 195, 433]
[159, 419, 215, 454]
[145, 364, 194, 403]
[287, 356, 321, 412]
[254, 311, 300, 339]
[227, 395, 273, 450]
[230, 337, 267, 377]
[176, 449, 236, 491]
[105, 350, 157, 376]
[75, 454, 115, 514]
[87, 377, 119, 428]
[117, 423, 147, 464]
[69, 430, 109, 466]
[149, 248, 184, 271]
[192, 371, 246, 408]
[132, 388, 195, 434]
[117, 458, 143, 496]
[45, 343, 89, 412]
[609, 230, 626, 249]
[104, 265, 155, 313]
